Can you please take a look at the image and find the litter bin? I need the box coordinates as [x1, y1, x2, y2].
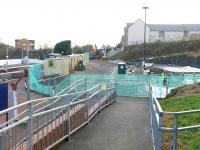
[118, 63, 126, 74]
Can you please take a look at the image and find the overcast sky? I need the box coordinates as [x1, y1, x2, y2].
[0, 0, 200, 48]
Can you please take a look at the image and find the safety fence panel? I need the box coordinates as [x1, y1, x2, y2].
[29, 64, 200, 98]
[29, 64, 70, 96]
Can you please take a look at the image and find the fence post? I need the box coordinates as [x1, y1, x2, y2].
[68, 100, 71, 141]
[98, 85, 101, 112]
[84, 90, 89, 123]
[159, 112, 163, 150]
[109, 88, 111, 104]
[172, 114, 178, 150]
[84, 78, 87, 93]
[27, 102, 33, 150]
[115, 75, 117, 98]
[0, 133, 3, 150]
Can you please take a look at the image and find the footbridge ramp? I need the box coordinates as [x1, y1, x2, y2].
[58, 97, 153, 150]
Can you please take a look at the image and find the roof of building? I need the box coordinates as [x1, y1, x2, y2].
[148, 24, 200, 32]
[127, 19, 200, 32]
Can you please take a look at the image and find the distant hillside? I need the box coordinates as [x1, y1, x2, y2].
[111, 40, 200, 61]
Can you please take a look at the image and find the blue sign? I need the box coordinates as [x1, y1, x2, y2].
[99, 48, 105, 55]
[0, 83, 8, 111]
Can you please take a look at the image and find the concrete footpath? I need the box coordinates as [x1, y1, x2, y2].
[58, 97, 153, 150]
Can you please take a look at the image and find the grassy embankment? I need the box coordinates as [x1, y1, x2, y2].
[111, 40, 200, 61]
[159, 84, 200, 149]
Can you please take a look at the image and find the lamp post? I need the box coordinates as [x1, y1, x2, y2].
[6, 45, 9, 61]
[49, 41, 53, 53]
[142, 6, 149, 67]
[22, 47, 24, 59]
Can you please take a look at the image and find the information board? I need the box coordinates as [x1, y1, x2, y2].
[0, 83, 8, 111]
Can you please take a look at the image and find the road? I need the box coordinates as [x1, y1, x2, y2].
[75, 60, 118, 74]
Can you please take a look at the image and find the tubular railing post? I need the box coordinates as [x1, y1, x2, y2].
[115, 75, 117, 97]
[110, 87, 111, 103]
[27, 102, 33, 150]
[0, 133, 3, 150]
[98, 85, 101, 111]
[84, 78, 87, 93]
[68, 100, 71, 141]
[159, 112, 163, 150]
[85, 90, 90, 123]
[172, 114, 178, 150]
[109, 88, 111, 104]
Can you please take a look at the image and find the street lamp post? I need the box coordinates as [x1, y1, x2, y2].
[142, 6, 149, 67]
[22, 47, 24, 59]
[6, 45, 9, 61]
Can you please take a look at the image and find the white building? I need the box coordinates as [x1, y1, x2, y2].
[123, 19, 200, 47]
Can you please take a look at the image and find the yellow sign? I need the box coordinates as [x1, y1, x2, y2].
[100, 84, 107, 91]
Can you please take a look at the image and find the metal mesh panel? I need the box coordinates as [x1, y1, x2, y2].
[29, 64, 200, 98]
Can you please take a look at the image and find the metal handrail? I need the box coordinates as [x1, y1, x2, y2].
[0, 82, 116, 150]
[37, 73, 69, 82]
[150, 81, 200, 150]
[34, 78, 86, 113]
[0, 83, 100, 117]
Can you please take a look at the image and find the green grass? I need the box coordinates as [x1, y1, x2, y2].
[160, 95, 200, 112]
[159, 96, 200, 149]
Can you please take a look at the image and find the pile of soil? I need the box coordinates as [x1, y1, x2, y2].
[166, 82, 200, 98]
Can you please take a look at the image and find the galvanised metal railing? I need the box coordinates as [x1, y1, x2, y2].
[149, 82, 200, 150]
[0, 82, 117, 150]
[0, 78, 86, 129]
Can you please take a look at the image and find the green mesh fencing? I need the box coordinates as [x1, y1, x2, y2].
[29, 64, 200, 98]
[69, 74, 200, 98]
[29, 64, 70, 96]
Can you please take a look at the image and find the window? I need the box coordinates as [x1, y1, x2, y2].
[159, 31, 165, 39]
[184, 31, 188, 38]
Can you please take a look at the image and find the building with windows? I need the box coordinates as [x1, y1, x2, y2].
[123, 19, 200, 47]
[15, 39, 35, 51]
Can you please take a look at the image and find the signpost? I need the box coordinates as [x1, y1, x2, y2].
[0, 83, 8, 123]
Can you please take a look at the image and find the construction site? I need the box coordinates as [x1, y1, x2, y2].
[1, 52, 200, 150]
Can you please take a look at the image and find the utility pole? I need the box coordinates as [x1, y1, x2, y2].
[142, 6, 149, 66]
[6, 45, 9, 61]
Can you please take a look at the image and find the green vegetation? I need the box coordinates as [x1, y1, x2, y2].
[160, 95, 200, 112]
[54, 40, 72, 55]
[111, 40, 200, 61]
[160, 95, 200, 150]
[73, 44, 93, 54]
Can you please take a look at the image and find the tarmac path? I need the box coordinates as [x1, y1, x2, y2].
[58, 97, 153, 150]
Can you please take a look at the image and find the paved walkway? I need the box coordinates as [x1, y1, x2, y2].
[58, 97, 153, 150]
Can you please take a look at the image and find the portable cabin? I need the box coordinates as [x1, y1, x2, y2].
[67, 55, 76, 72]
[83, 53, 89, 66]
[43, 58, 69, 76]
[67, 54, 85, 71]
